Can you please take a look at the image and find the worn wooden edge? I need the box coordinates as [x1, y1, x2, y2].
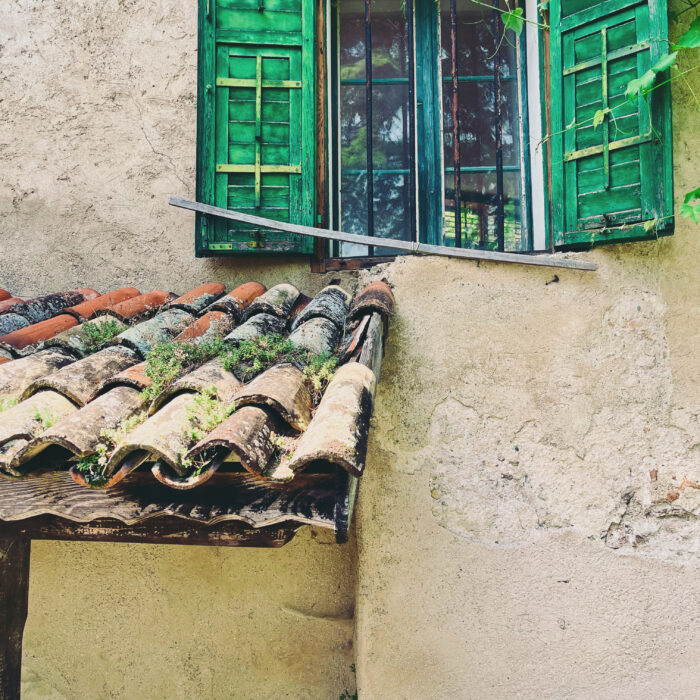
[0, 517, 300, 548]
[169, 197, 598, 271]
[0, 501, 336, 531]
[0, 535, 30, 699]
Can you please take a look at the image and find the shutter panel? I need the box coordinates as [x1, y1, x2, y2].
[196, 0, 316, 255]
[549, 0, 673, 247]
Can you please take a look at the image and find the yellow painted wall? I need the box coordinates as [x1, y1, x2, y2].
[1, 0, 698, 698]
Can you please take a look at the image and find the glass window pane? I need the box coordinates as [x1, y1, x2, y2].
[372, 84, 410, 170]
[340, 171, 369, 257]
[340, 84, 367, 169]
[443, 172, 523, 251]
[440, 0, 526, 251]
[371, 1, 409, 78]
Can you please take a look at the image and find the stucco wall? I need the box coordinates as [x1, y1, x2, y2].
[1, 0, 699, 698]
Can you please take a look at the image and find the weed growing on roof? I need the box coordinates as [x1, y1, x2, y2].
[81, 319, 127, 352]
[32, 407, 57, 430]
[185, 387, 236, 444]
[303, 353, 338, 405]
[74, 410, 148, 486]
[222, 334, 338, 402]
[221, 333, 302, 379]
[141, 338, 226, 404]
[0, 397, 18, 413]
[141, 333, 339, 407]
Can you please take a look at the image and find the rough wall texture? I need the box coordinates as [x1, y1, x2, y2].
[1, 0, 699, 698]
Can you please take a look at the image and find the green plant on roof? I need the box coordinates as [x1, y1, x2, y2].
[81, 319, 127, 353]
[185, 386, 236, 445]
[0, 397, 18, 413]
[141, 338, 227, 404]
[32, 407, 57, 430]
[221, 333, 303, 379]
[142, 332, 339, 409]
[303, 352, 338, 405]
[74, 410, 147, 486]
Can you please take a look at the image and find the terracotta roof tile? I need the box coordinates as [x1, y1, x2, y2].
[234, 363, 312, 432]
[0, 348, 76, 403]
[0, 391, 79, 474]
[98, 361, 151, 394]
[348, 280, 395, 321]
[291, 285, 351, 331]
[243, 283, 299, 319]
[63, 287, 141, 320]
[205, 281, 266, 318]
[186, 406, 277, 479]
[22, 346, 140, 406]
[223, 313, 283, 349]
[148, 356, 240, 415]
[285, 362, 375, 477]
[103, 290, 176, 322]
[107, 393, 195, 478]
[168, 283, 226, 314]
[0, 314, 30, 336]
[0, 314, 78, 356]
[0, 297, 24, 314]
[288, 317, 341, 356]
[10, 386, 145, 477]
[111, 308, 195, 358]
[173, 310, 235, 343]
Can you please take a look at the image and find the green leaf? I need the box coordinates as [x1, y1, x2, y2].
[643, 218, 658, 233]
[625, 69, 656, 100]
[683, 186, 700, 204]
[592, 108, 609, 129]
[681, 188, 700, 223]
[681, 203, 700, 223]
[674, 16, 700, 50]
[652, 51, 677, 73]
[503, 7, 524, 35]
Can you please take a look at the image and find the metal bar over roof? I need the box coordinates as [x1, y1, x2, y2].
[170, 197, 598, 271]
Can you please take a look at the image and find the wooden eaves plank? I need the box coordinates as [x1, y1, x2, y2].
[170, 197, 598, 271]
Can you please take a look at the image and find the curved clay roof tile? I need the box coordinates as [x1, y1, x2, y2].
[0, 314, 78, 355]
[103, 290, 176, 322]
[168, 283, 226, 314]
[348, 280, 395, 322]
[204, 281, 267, 318]
[63, 287, 141, 321]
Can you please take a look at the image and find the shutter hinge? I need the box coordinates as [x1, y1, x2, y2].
[248, 229, 267, 248]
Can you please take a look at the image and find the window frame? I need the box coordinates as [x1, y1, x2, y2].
[314, 0, 541, 270]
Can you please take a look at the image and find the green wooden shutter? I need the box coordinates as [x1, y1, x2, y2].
[196, 0, 316, 255]
[549, 0, 673, 247]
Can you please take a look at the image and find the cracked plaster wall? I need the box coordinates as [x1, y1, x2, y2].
[1, 0, 699, 698]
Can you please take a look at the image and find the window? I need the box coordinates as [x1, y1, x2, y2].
[195, 0, 673, 259]
[327, 0, 541, 260]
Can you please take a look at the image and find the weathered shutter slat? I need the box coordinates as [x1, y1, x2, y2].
[550, 0, 673, 247]
[196, 0, 315, 255]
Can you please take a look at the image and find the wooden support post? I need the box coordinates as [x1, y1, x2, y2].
[0, 537, 30, 700]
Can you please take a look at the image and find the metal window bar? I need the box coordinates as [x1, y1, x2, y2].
[406, 0, 417, 244]
[450, 0, 462, 248]
[364, 0, 374, 256]
[492, 0, 506, 252]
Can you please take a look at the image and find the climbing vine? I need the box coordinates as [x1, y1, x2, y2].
[491, 2, 700, 225]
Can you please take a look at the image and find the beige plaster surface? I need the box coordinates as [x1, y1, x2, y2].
[1, 0, 699, 698]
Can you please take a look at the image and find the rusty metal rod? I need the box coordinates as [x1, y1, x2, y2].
[170, 197, 598, 271]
